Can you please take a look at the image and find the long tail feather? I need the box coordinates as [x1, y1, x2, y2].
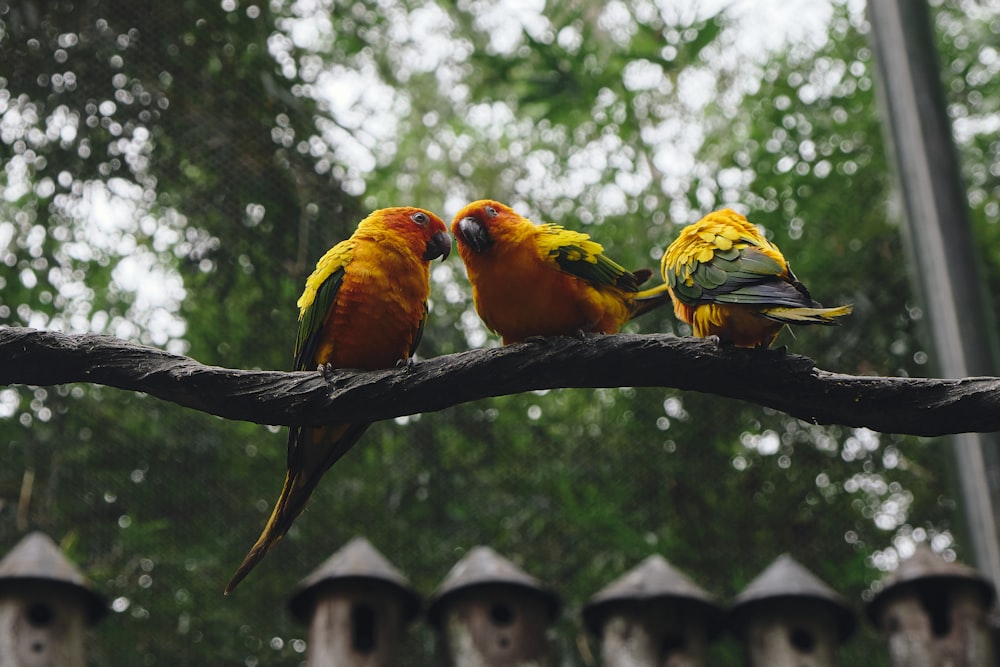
[631, 281, 675, 319]
[225, 423, 369, 594]
[225, 469, 305, 595]
[761, 303, 853, 325]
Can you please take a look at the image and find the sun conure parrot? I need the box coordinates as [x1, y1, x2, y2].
[451, 199, 673, 345]
[225, 206, 451, 594]
[661, 208, 852, 348]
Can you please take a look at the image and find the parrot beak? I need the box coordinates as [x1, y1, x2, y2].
[455, 216, 492, 253]
[424, 230, 452, 261]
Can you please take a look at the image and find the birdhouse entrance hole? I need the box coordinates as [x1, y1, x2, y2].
[789, 627, 816, 653]
[661, 632, 685, 657]
[489, 602, 513, 627]
[350, 603, 377, 653]
[26, 602, 55, 628]
[917, 586, 951, 637]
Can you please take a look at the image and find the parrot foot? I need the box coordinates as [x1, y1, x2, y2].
[395, 357, 416, 370]
[705, 334, 721, 348]
[318, 362, 338, 383]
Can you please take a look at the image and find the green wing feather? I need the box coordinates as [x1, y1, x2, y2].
[293, 241, 354, 371]
[538, 224, 640, 291]
[676, 243, 812, 308]
[293, 268, 344, 371]
[409, 302, 429, 358]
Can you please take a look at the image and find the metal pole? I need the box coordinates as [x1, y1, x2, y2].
[867, 1, 1000, 596]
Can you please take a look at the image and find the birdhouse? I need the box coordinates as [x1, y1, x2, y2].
[729, 553, 855, 667]
[427, 546, 560, 667]
[866, 545, 996, 667]
[582, 554, 723, 667]
[0, 532, 107, 667]
[287, 537, 421, 667]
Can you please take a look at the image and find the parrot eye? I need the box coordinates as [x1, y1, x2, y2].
[411, 211, 429, 225]
[485, 206, 498, 218]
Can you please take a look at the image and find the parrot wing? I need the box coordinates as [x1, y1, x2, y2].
[284, 240, 378, 477]
[537, 224, 643, 292]
[409, 302, 429, 358]
[668, 244, 815, 308]
[293, 249, 351, 372]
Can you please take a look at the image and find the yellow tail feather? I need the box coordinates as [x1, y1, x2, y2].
[226, 423, 368, 594]
[761, 303, 853, 325]
[225, 470, 303, 595]
[631, 281, 674, 319]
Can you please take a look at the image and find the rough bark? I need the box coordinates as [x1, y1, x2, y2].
[2, 327, 999, 437]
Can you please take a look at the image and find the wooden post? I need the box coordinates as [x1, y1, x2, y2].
[582, 554, 722, 667]
[427, 546, 560, 667]
[867, 0, 1000, 598]
[866, 545, 996, 667]
[0, 532, 106, 667]
[729, 554, 855, 667]
[287, 537, 420, 667]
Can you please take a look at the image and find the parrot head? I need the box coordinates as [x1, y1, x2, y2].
[366, 206, 451, 262]
[451, 199, 520, 255]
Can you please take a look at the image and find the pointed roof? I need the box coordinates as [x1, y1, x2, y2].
[287, 536, 420, 624]
[730, 553, 855, 641]
[427, 546, 560, 627]
[0, 532, 107, 624]
[582, 554, 723, 636]
[866, 544, 995, 627]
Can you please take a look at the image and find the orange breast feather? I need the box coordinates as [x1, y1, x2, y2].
[316, 241, 430, 369]
[466, 226, 608, 343]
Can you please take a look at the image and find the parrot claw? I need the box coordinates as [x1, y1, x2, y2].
[395, 357, 416, 370]
[318, 362, 338, 383]
[705, 334, 721, 348]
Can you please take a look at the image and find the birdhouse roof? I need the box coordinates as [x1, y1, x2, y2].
[427, 545, 560, 627]
[866, 544, 995, 627]
[287, 536, 421, 625]
[0, 532, 107, 624]
[729, 553, 855, 642]
[582, 554, 723, 636]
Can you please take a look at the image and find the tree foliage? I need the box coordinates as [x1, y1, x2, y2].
[1, 1, 998, 665]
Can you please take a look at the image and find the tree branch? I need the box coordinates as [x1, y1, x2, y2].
[1, 327, 998, 437]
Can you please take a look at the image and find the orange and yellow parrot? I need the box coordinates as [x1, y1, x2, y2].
[451, 200, 673, 345]
[225, 206, 451, 594]
[661, 208, 852, 348]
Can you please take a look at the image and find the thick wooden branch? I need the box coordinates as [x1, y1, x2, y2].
[1, 327, 998, 437]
